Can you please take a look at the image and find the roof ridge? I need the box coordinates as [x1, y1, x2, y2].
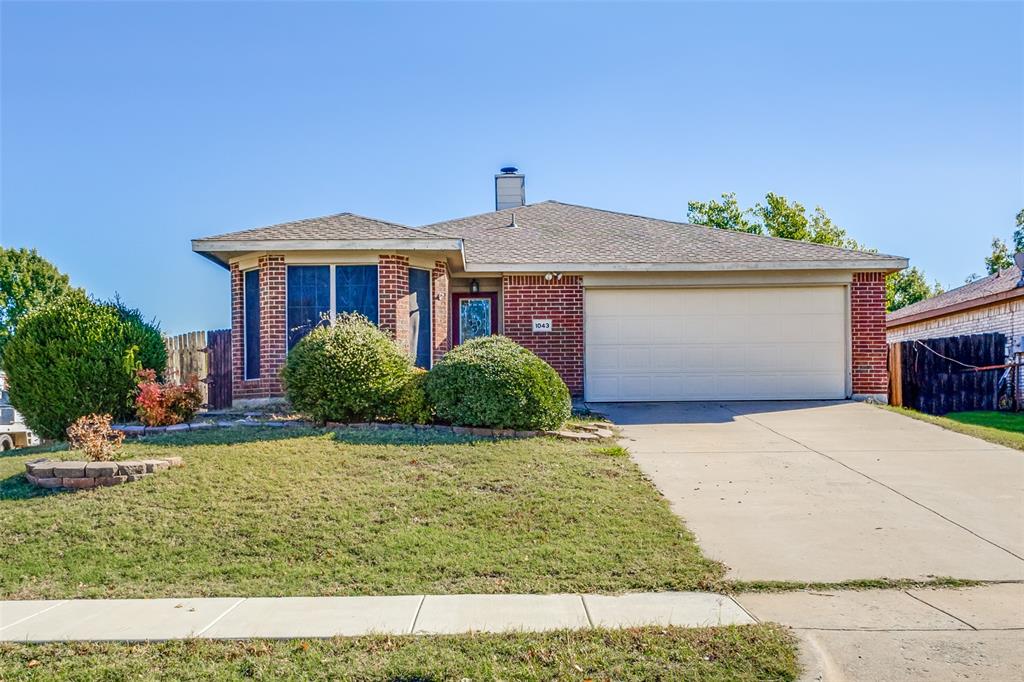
[418, 200, 558, 232]
[200, 210, 454, 241]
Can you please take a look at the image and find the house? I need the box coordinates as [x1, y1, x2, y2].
[887, 265, 1024, 355]
[192, 169, 906, 405]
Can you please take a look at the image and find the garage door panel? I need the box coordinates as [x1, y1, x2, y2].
[585, 287, 847, 401]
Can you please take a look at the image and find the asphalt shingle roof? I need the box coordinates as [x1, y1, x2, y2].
[196, 201, 905, 268]
[201, 212, 444, 241]
[888, 266, 1024, 323]
[419, 201, 903, 265]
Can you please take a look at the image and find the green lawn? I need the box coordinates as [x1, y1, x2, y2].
[880, 406, 1024, 450]
[0, 427, 722, 599]
[0, 625, 799, 681]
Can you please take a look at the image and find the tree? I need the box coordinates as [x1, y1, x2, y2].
[0, 248, 75, 358]
[686, 192, 759, 233]
[754, 193, 810, 241]
[689, 192, 941, 311]
[1014, 208, 1024, 254]
[689, 192, 862, 249]
[886, 267, 944, 312]
[985, 237, 1014, 275]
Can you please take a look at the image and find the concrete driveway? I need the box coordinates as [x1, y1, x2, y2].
[592, 401, 1024, 582]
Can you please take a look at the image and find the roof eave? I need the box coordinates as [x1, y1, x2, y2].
[191, 238, 465, 268]
[462, 258, 908, 273]
[887, 286, 1024, 328]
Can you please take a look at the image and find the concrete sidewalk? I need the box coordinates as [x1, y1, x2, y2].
[737, 584, 1024, 682]
[0, 591, 753, 642]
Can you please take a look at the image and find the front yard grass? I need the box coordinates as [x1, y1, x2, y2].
[880, 406, 1024, 450]
[0, 427, 723, 599]
[0, 625, 799, 681]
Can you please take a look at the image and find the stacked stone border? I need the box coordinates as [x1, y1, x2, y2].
[25, 457, 184, 491]
[110, 420, 613, 442]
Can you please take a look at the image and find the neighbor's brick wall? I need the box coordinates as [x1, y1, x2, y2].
[502, 275, 584, 396]
[379, 255, 411, 352]
[887, 299, 1024, 358]
[851, 272, 888, 395]
[432, 260, 451, 361]
[232, 255, 286, 401]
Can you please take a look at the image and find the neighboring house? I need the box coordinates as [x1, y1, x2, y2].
[192, 169, 906, 405]
[887, 266, 1024, 357]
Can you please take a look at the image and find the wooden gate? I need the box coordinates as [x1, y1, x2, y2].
[205, 329, 232, 410]
[889, 333, 1005, 415]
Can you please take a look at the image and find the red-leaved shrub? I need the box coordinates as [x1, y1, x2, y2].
[134, 369, 203, 426]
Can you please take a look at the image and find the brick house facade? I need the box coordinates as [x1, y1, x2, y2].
[196, 185, 905, 405]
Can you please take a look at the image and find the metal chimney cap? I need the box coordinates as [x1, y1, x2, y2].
[499, 166, 519, 174]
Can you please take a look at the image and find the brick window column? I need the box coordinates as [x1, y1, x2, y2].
[378, 255, 410, 350]
[502, 274, 584, 397]
[432, 260, 451, 360]
[231, 255, 286, 402]
[851, 271, 888, 396]
[230, 263, 245, 399]
[258, 255, 287, 396]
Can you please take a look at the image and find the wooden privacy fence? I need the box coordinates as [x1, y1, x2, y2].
[889, 332, 1005, 415]
[163, 329, 233, 409]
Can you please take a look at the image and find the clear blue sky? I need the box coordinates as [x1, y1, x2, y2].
[2, 1, 1021, 334]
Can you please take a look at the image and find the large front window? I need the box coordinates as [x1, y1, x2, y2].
[243, 269, 260, 379]
[287, 264, 379, 350]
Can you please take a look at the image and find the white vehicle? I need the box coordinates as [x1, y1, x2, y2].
[0, 374, 39, 450]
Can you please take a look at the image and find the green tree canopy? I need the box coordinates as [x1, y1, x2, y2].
[0, 248, 75, 357]
[687, 192, 863, 249]
[886, 267, 944, 312]
[1014, 208, 1024, 253]
[686, 193, 759, 233]
[985, 237, 1014, 275]
[689, 192, 939, 311]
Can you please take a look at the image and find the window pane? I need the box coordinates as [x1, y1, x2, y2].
[408, 268, 431, 368]
[287, 265, 330, 350]
[459, 298, 491, 343]
[244, 270, 260, 379]
[335, 265, 378, 323]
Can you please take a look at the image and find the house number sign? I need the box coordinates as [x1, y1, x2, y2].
[532, 319, 553, 333]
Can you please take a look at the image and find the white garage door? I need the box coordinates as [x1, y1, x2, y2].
[585, 287, 847, 401]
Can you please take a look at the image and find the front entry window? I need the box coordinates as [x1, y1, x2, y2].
[452, 292, 498, 344]
[460, 299, 491, 342]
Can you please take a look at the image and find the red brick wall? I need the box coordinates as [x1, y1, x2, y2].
[432, 260, 450, 362]
[502, 275, 584, 396]
[378, 255, 410, 351]
[851, 271, 888, 395]
[232, 255, 286, 401]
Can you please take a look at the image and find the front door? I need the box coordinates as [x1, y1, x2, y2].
[452, 292, 498, 345]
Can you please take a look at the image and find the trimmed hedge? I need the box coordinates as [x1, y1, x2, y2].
[425, 336, 570, 430]
[281, 314, 413, 423]
[2, 291, 165, 440]
[393, 369, 433, 425]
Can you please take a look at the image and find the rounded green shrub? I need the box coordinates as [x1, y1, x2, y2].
[425, 335, 571, 430]
[1, 290, 165, 440]
[281, 314, 413, 423]
[393, 369, 434, 425]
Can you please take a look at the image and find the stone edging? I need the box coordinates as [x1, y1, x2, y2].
[111, 420, 615, 442]
[24, 457, 183, 491]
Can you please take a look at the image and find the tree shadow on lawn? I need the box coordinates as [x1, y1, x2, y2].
[135, 424, 504, 449]
[0, 426, 519, 500]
